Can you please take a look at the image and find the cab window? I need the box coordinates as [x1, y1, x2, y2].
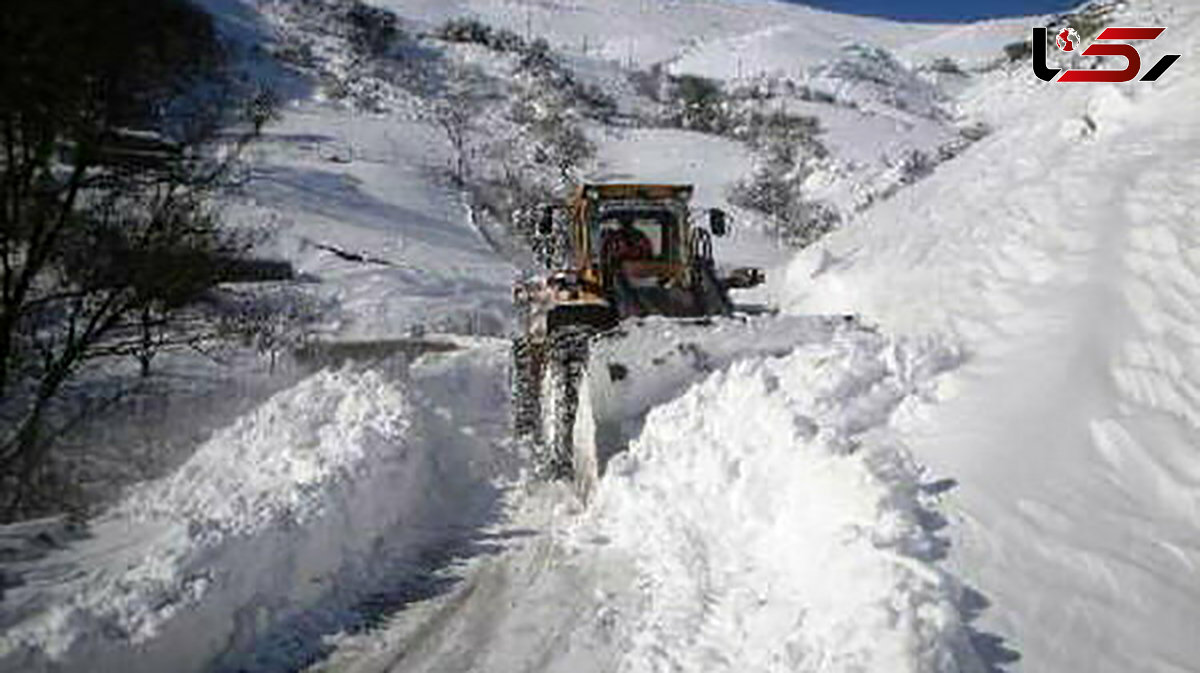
[593, 209, 675, 260]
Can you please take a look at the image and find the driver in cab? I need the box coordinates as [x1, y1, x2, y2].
[599, 216, 653, 267]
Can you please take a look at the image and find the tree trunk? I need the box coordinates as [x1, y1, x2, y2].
[139, 306, 153, 377]
[3, 363, 69, 518]
[0, 313, 11, 398]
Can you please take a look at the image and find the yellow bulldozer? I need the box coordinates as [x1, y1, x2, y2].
[512, 183, 764, 480]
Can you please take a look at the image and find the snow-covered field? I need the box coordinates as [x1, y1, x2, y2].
[3, 0, 1199, 672]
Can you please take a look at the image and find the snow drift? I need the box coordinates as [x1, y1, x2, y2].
[783, 2, 1200, 671]
[587, 327, 980, 673]
[0, 342, 510, 673]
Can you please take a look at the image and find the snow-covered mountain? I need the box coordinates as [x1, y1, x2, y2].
[3, 1, 1198, 672]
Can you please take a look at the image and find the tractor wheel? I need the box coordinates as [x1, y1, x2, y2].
[511, 335, 544, 448]
[539, 326, 591, 480]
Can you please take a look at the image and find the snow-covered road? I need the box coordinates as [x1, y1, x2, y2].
[1, 318, 987, 673]
[3, 0, 1198, 671]
[310, 317, 984, 673]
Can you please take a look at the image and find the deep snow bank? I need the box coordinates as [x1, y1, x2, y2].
[781, 2, 1200, 670]
[586, 328, 981, 673]
[0, 342, 511, 673]
[576, 315, 856, 490]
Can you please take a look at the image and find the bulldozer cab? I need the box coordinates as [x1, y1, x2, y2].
[567, 184, 695, 290]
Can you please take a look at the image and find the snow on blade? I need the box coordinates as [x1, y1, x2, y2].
[588, 330, 980, 673]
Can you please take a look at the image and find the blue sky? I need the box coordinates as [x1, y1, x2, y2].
[784, 0, 1079, 22]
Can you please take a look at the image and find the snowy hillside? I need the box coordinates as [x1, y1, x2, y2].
[4, 0, 1198, 672]
[786, 2, 1200, 672]
[387, 0, 950, 68]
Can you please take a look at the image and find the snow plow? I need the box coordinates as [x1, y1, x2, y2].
[512, 183, 764, 487]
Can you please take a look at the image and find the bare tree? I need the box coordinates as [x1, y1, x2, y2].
[431, 64, 490, 185]
[0, 0, 275, 517]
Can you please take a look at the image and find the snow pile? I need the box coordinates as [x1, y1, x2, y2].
[0, 356, 505, 673]
[589, 330, 980, 673]
[780, 2, 1200, 670]
[576, 315, 855, 485]
[116, 368, 411, 536]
